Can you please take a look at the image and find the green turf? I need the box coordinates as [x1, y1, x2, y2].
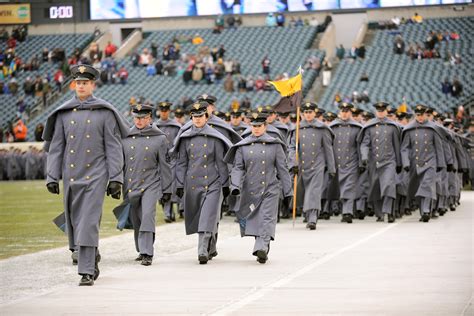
[0, 180, 171, 259]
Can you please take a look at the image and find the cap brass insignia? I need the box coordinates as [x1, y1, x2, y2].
[257, 106, 263, 113]
[78, 66, 86, 74]
[193, 103, 200, 110]
[136, 104, 142, 111]
[416, 105, 422, 110]
[252, 113, 259, 119]
[202, 94, 208, 100]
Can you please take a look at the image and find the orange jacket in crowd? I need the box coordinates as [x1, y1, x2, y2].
[13, 119, 28, 141]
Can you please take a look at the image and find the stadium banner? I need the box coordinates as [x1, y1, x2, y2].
[0, 3, 31, 24]
[89, 0, 472, 20]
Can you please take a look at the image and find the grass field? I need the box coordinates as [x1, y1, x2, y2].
[0, 180, 171, 259]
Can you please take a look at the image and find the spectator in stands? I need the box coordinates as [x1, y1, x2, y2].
[13, 118, 27, 142]
[0, 28, 8, 42]
[16, 97, 28, 119]
[0, 80, 5, 94]
[118, 66, 128, 84]
[7, 36, 16, 49]
[192, 34, 204, 45]
[34, 123, 44, 142]
[412, 13, 423, 24]
[276, 13, 285, 27]
[215, 14, 225, 32]
[42, 48, 49, 62]
[192, 62, 204, 83]
[226, 15, 236, 30]
[289, 17, 296, 27]
[296, 17, 304, 27]
[351, 91, 360, 103]
[104, 41, 117, 57]
[255, 76, 265, 92]
[23, 76, 34, 96]
[246, 75, 254, 91]
[266, 13, 277, 27]
[224, 74, 234, 92]
[163, 60, 176, 76]
[451, 77, 463, 98]
[8, 77, 18, 95]
[391, 16, 401, 26]
[41, 78, 51, 106]
[53, 68, 64, 92]
[235, 16, 243, 27]
[441, 78, 452, 95]
[146, 63, 156, 76]
[140, 48, 153, 66]
[309, 17, 319, 27]
[357, 45, 366, 59]
[218, 45, 226, 59]
[34, 75, 43, 97]
[336, 45, 345, 60]
[450, 32, 460, 40]
[393, 35, 405, 54]
[237, 75, 246, 92]
[262, 56, 271, 75]
[349, 46, 358, 59]
[241, 96, 251, 109]
[155, 59, 164, 75]
[361, 91, 370, 103]
[360, 72, 369, 82]
[89, 42, 102, 62]
[232, 59, 241, 74]
[131, 50, 140, 67]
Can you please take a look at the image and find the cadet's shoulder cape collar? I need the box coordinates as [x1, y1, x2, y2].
[329, 118, 363, 128]
[156, 118, 181, 129]
[223, 132, 286, 164]
[128, 123, 166, 137]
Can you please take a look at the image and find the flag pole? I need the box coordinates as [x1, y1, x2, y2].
[292, 104, 300, 228]
[292, 66, 302, 228]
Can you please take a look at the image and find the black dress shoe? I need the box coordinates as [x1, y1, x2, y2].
[421, 213, 430, 222]
[79, 274, 94, 286]
[198, 255, 209, 264]
[387, 214, 395, 223]
[93, 253, 101, 281]
[307, 222, 316, 230]
[449, 205, 456, 211]
[367, 210, 375, 217]
[164, 216, 173, 223]
[141, 255, 153, 266]
[135, 254, 143, 261]
[255, 250, 268, 264]
[178, 210, 184, 219]
[209, 251, 218, 260]
[71, 251, 78, 266]
[341, 214, 353, 223]
[376, 216, 384, 222]
[404, 209, 412, 216]
[431, 211, 439, 218]
[334, 211, 341, 217]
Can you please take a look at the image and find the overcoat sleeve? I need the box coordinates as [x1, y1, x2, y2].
[433, 131, 446, 169]
[322, 129, 336, 174]
[400, 131, 411, 169]
[275, 144, 293, 198]
[157, 136, 173, 194]
[104, 111, 124, 184]
[175, 139, 188, 189]
[392, 126, 402, 167]
[46, 115, 65, 184]
[287, 130, 296, 169]
[230, 146, 245, 192]
[215, 139, 229, 187]
[360, 128, 370, 162]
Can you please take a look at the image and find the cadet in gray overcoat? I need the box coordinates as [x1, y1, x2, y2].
[288, 102, 336, 230]
[43, 64, 129, 286]
[224, 110, 292, 264]
[172, 101, 232, 264]
[121, 104, 172, 266]
[401, 105, 446, 222]
[329, 102, 363, 223]
[359, 102, 402, 223]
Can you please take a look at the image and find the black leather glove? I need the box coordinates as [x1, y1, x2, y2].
[222, 187, 230, 198]
[160, 193, 171, 204]
[404, 166, 410, 172]
[462, 168, 469, 174]
[107, 181, 122, 199]
[47, 182, 60, 194]
[361, 159, 368, 167]
[358, 166, 366, 174]
[447, 164, 453, 172]
[231, 188, 240, 196]
[329, 172, 336, 179]
[452, 168, 457, 173]
[291, 166, 299, 176]
[283, 196, 292, 210]
[436, 167, 442, 172]
[176, 188, 184, 199]
[396, 166, 402, 174]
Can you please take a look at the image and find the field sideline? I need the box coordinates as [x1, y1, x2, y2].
[0, 180, 170, 259]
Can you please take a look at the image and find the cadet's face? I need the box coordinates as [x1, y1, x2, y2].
[279, 116, 290, 124]
[160, 110, 170, 120]
[339, 110, 351, 120]
[75, 80, 95, 100]
[251, 123, 266, 137]
[207, 105, 215, 116]
[303, 110, 316, 121]
[134, 115, 152, 129]
[231, 115, 242, 126]
[175, 115, 185, 124]
[266, 113, 276, 123]
[415, 113, 426, 123]
[426, 113, 433, 121]
[353, 114, 361, 122]
[375, 110, 387, 119]
[192, 114, 207, 128]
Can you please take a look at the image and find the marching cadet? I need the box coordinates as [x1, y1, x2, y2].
[121, 104, 172, 265]
[224, 109, 292, 264]
[288, 102, 336, 230]
[394, 111, 412, 216]
[43, 64, 129, 286]
[229, 108, 247, 135]
[172, 101, 232, 264]
[361, 111, 375, 125]
[323, 112, 338, 124]
[156, 101, 182, 222]
[174, 106, 187, 125]
[315, 108, 326, 122]
[466, 121, 474, 190]
[277, 111, 295, 131]
[359, 102, 402, 223]
[241, 107, 285, 142]
[351, 107, 363, 124]
[329, 102, 363, 223]
[425, 107, 454, 217]
[24, 146, 38, 180]
[265, 105, 289, 142]
[401, 105, 446, 222]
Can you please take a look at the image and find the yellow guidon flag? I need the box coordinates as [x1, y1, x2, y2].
[268, 73, 302, 97]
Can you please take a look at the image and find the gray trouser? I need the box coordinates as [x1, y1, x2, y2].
[306, 209, 319, 224]
[138, 231, 154, 256]
[341, 199, 354, 214]
[419, 197, 432, 214]
[253, 236, 271, 254]
[374, 196, 394, 217]
[163, 201, 173, 217]
[356, 198, 366, 212]
[78, 246, 97, 276]
[198, 232, 212, 256]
